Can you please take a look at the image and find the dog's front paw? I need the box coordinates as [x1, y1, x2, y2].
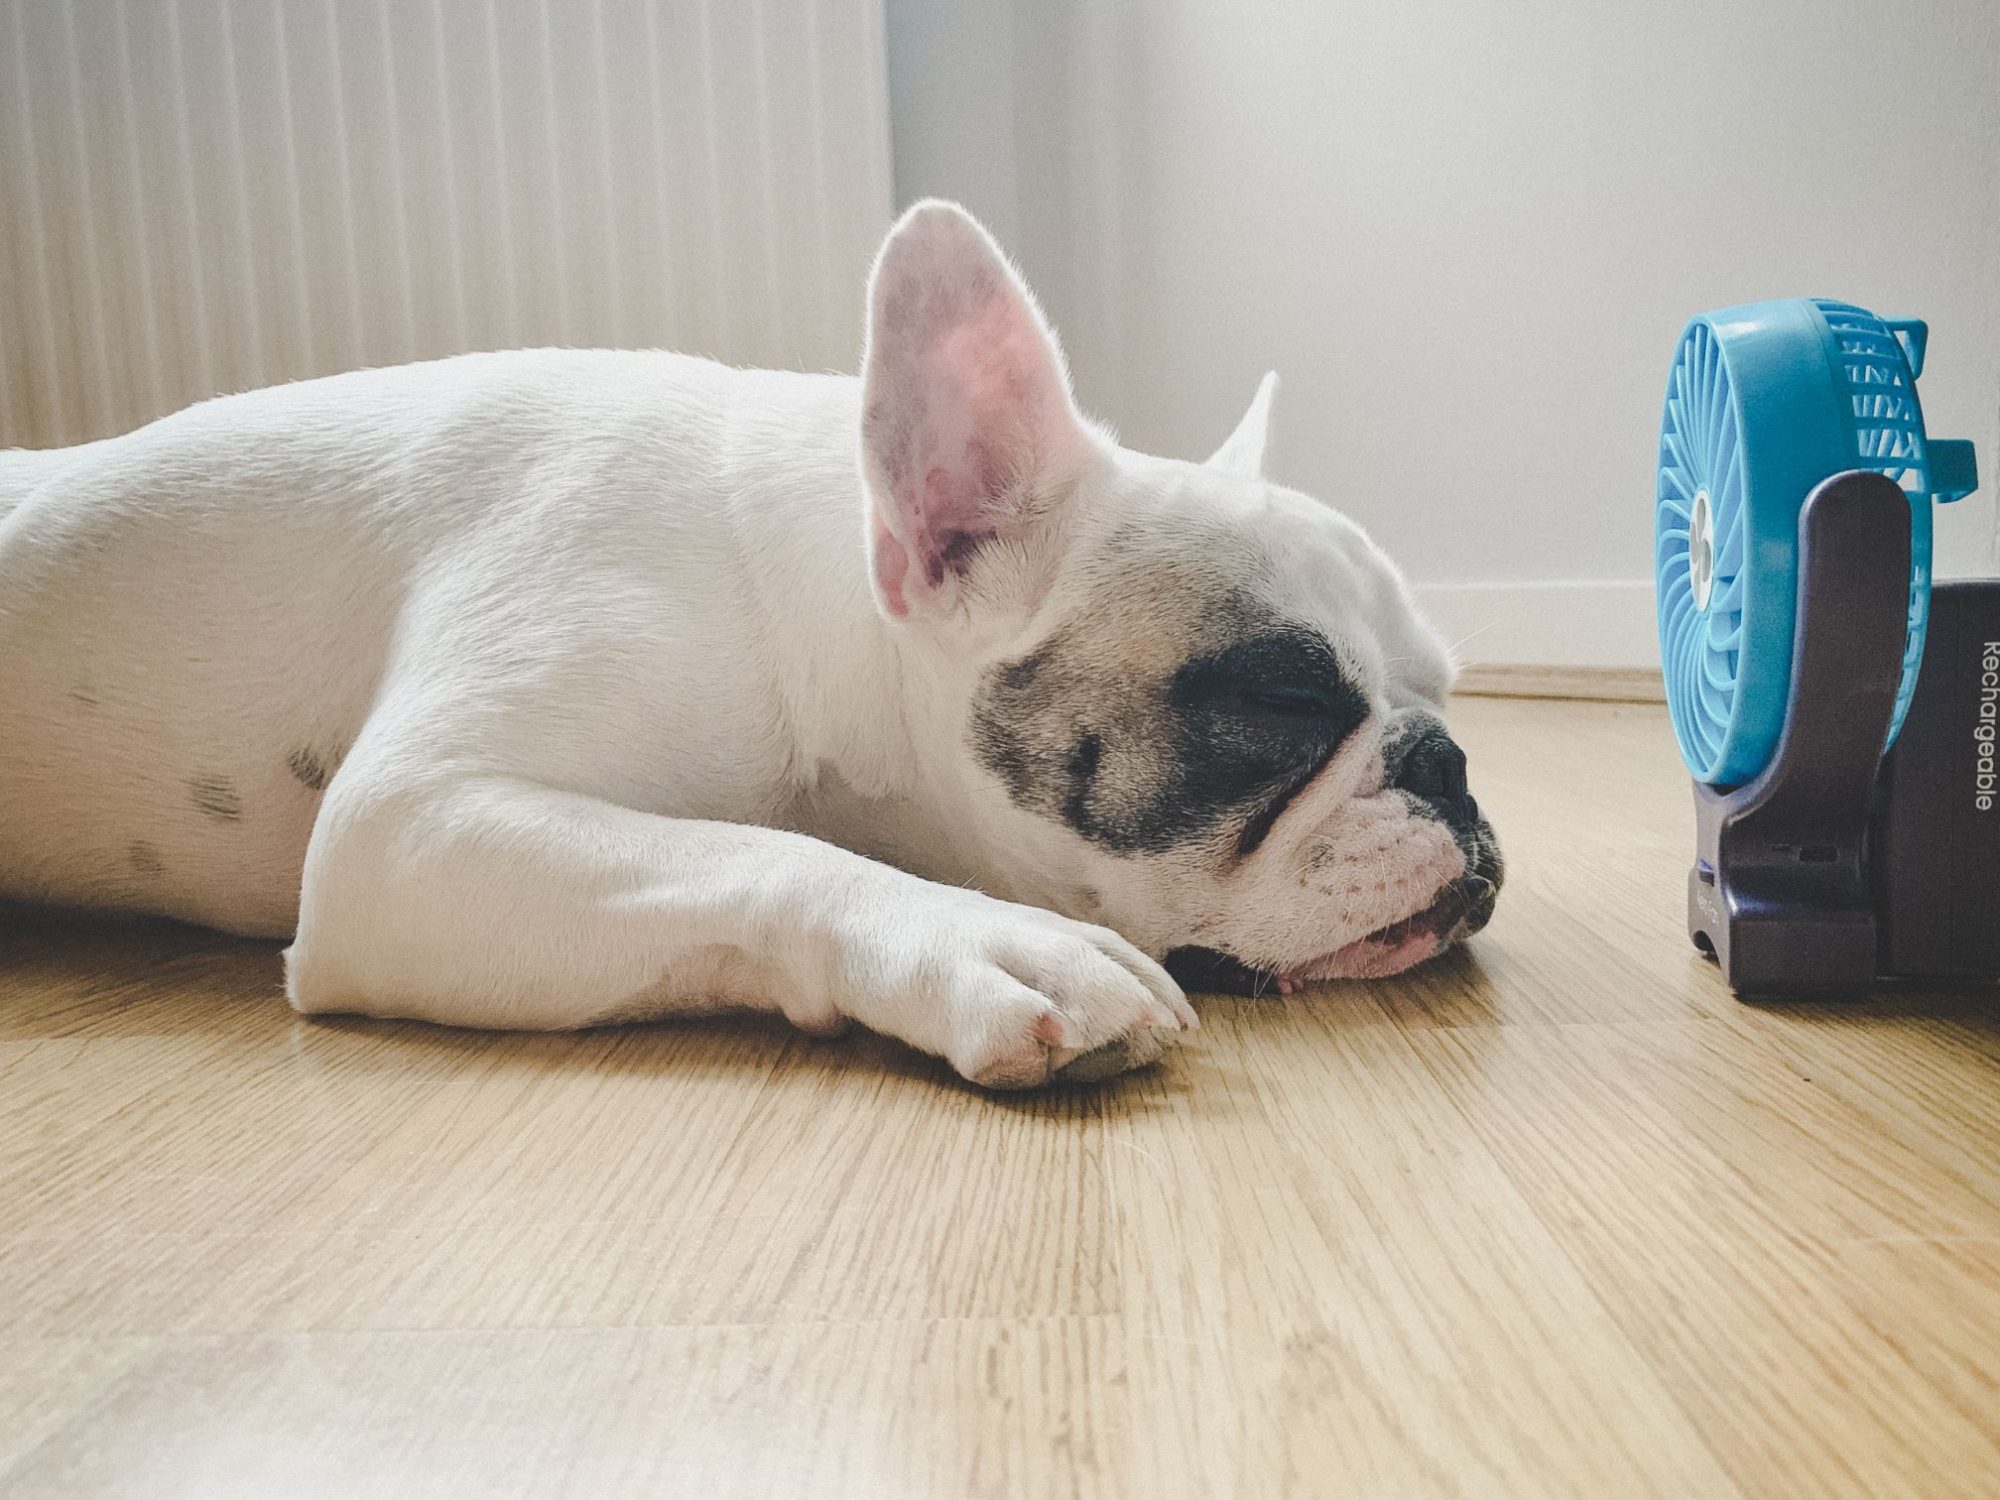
[864, 898, 1197, 1089]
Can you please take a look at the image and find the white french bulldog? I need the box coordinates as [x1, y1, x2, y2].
[0, 201, 1499, 1087]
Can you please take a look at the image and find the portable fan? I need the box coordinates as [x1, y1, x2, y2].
[1654, 298, 1978, 786]
[1651, 300, 1996, 996]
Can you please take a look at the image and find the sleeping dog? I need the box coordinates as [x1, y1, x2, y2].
[0, 201, 1499, 1087]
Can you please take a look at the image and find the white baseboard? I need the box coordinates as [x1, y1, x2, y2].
[1413, 580, 1659, 670]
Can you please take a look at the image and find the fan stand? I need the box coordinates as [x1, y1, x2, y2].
[1687, 470, 1910, 994]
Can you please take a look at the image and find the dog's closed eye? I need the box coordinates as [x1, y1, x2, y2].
[1222, 681, 1347, 718]
[1172, 630, 1367, 735]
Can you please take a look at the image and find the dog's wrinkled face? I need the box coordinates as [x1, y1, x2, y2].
[858, 201, 1500, 988]
[963, 477, 1502, 990]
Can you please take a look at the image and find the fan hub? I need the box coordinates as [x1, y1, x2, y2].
[1688, 489, 1715, 611]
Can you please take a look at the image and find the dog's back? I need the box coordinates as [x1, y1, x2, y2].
[0, 445, 86, 523]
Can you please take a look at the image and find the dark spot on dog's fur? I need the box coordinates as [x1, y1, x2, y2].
[287, 748, 330, 792]
[126, 841, 165, 878]
[189, 775, 242, 822]
[999, 655, 1040, 692]
[971, 597, 1367, 854]
[941, 528, 989, 574]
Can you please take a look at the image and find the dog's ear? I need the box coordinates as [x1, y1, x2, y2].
[1207, 371, 1279, 480]
[860, 200, 1096, 622]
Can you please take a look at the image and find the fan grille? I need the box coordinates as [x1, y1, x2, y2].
[1656, 322, 1746, 780]
[1814, 300, 1928, 489]
[1814, 299, 1931, 738]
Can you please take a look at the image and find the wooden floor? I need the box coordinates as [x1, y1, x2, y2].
[4, 697, 1999, 1499]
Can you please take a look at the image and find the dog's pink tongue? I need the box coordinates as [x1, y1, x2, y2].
[1276, 928, 1445, 992]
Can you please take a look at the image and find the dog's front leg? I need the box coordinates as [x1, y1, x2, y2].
[285, 774, 1194, 1087]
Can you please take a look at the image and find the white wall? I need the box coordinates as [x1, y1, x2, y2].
[887, 0, 2000, 669]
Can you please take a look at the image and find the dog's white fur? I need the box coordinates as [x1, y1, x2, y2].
[0, 202, 1471, 1087]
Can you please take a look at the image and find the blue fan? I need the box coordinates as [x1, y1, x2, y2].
[1655, 298, 1979, 786]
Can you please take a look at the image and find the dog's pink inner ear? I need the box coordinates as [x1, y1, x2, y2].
[862, 206, 1087, 618]
[872, 294, 1053, 590]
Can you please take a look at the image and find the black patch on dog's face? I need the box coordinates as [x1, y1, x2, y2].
[971, 606, 1368, 854]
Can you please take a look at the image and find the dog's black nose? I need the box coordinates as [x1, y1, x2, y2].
[1392, 724, 1469, 803]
